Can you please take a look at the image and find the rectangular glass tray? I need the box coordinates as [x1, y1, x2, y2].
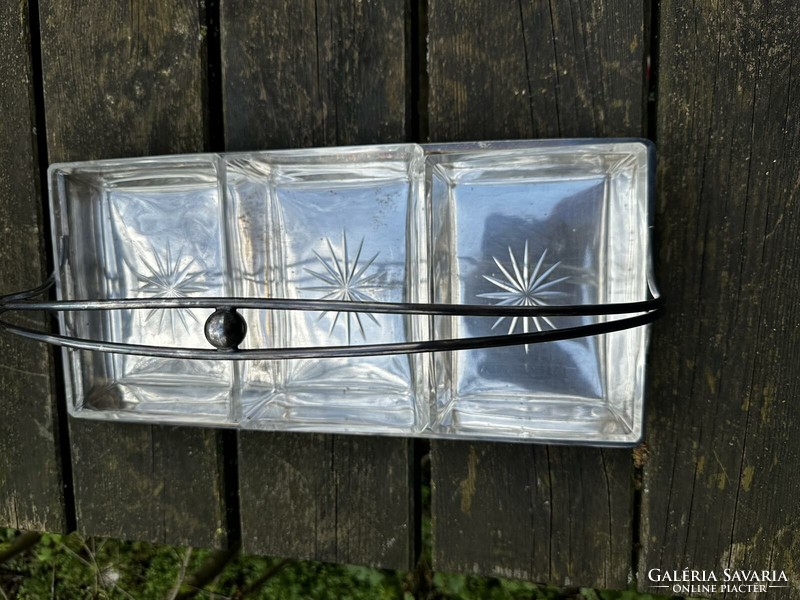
[49, 139, 653, 445]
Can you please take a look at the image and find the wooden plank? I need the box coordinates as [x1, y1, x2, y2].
[221, 0, 407, 151]
[426, 0, 645, 587]
[427, 0, 643, 142]
[221, 0, 415, 569]
[0, 0, 66, 532]
[38, 0, 228, 548]
[640, 1, 800, 597]
[238, 434, 414, 568]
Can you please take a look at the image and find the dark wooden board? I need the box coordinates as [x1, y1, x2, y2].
[432, 442, 633, 585]
[426, 0, 646, 588]
[427, 0, 644, 142]
[640, 1, 800, 597]
[38, 0, 228, 548]
[221, 0, 407, 151]
[221, 0, 415, 569]
[238, 433, 414, 568]
[0, 0, 66, 532]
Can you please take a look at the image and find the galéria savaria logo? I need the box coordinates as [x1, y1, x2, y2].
[647, 568, 790, 595]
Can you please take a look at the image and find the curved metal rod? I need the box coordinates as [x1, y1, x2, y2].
[3, 294, 663, 318]
[0, 274, 663, 359]
[0, 273, 55, 303]
[0, 309, 660, 360]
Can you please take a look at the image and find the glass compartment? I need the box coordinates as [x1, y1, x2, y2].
[224, 145, 428, 433]
[427, 142, 650, 444]
[48, 140, 653, 444]
[50, 156, 233, 424]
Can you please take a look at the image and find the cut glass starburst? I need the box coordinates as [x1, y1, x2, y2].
[131, 243, 207, 336]
[301, 232, 384, 344]
[477, 241, 569, 352]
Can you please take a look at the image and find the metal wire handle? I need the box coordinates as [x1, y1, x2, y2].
[0, 274, 663, 360]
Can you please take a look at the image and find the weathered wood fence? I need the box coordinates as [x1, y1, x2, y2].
[1, 2, 797, 597]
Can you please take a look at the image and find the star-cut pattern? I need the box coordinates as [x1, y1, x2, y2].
[301, 232, 384, 344]
[477, 241, 569, 352]
[130, 242, 206, 337]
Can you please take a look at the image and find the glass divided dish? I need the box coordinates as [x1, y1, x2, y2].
[49, 140, 654, 445]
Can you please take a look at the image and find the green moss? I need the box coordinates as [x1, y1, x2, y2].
[1, 528, 681, 600]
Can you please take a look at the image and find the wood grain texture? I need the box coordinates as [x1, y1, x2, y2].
[640, 1, 800, 597]
[70, 424, 226, 546]
[238, 434, 414, 568]
[433, 442, 633, 585]
[39, 0, 228, 548]
[221, 0, 415, 569]
[0, 0, 66, 532]
[222, 0, 407, 151]
[39, 0, 205, 160]
[427, 0, 643, 142]
[426, 0, 645, 588]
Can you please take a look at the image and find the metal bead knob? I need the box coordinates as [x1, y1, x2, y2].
[204, 308, 247, 350]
